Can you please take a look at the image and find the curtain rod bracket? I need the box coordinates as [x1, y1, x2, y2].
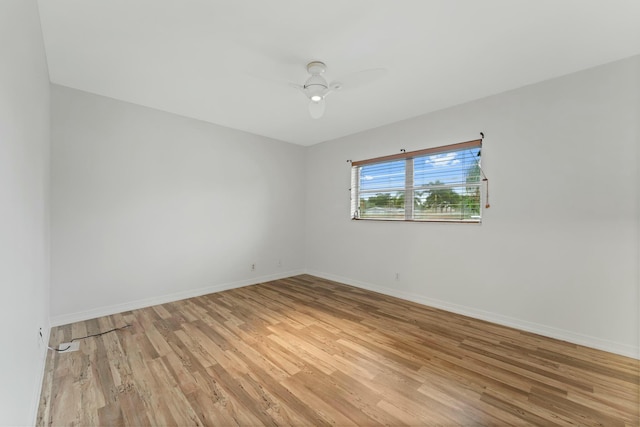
[480, 132, 484, 139]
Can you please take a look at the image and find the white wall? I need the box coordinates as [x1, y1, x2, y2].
[50, 85, 306, 324]
[0, 1, 51, 425]
[306, 56, 640, 358]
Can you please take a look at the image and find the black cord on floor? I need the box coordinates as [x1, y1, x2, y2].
[48, 324, 132, 352]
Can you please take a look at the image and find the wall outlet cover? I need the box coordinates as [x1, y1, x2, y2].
[58, 342, 80, 353]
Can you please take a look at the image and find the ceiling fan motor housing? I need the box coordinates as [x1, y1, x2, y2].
[304, 63, 328, 102]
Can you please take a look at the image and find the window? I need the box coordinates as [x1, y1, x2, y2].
[350, 139, 483, 222]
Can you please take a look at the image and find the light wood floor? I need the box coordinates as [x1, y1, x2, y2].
[38, 275, 639, 426]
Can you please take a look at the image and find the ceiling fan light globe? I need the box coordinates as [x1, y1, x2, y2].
[308, 98, 326, 119]
[310, 95, 322, 102]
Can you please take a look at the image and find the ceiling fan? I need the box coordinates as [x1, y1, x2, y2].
[291, 61, 341, 119]
[291, 61, 386, 119]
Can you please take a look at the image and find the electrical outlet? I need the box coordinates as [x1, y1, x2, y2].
[395, 272, 400, 281]
[277, 259, 282, 268]
[251, 263, 255, 271]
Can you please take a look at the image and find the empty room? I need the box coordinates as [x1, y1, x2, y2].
[1, 1, 639, 426]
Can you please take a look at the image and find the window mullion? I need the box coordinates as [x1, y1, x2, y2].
[405, 158, 413, 220]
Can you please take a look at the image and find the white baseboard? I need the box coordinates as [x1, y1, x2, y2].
[306, 269, 640, 360]
[50, 270, 305, 327]
[49, 269, 639, 359]
[30, 323, 50, 425]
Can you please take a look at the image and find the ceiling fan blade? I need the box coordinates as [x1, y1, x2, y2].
[328, 82, 343, 92]
[308, 99, 325, 119]
[288, 82, 305, 93]
[332, 68, 388, 91]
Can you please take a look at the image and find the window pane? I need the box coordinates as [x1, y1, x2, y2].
[359, 160, 405, 192]
[359, 191, 405, 219]
[413, 185, 481, 221]
[354, 160, 406, 219]
[414, 147, 481, 188]
[412, 146, 481, 221]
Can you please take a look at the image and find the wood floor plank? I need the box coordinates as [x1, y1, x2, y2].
[38, 274, 640, 426]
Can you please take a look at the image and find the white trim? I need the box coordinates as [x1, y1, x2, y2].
[50, 270, 305, 327]
[30, 323, 50, 425]
[49, 268, 639, 359]
[306, 269, 640, 360]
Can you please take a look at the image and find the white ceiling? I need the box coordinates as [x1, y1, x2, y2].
[37, 0, 640, 146]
